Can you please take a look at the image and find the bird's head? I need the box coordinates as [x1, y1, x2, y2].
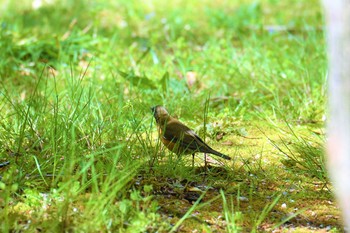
[151, 105, 170, 125]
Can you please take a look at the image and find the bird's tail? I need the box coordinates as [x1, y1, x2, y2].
[210, 150, 231, 160]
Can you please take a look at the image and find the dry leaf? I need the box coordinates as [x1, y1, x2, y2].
[221, 141, 233, 146]
[186, 71, 197, 88]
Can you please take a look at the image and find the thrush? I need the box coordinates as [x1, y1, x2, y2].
[151, 105, 230, 166]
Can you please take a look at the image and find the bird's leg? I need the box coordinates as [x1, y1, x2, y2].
[192, 153, 195, 168]
[204, 153, 207, 175]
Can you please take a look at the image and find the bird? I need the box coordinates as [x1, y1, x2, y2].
[151, 105, 231, 167]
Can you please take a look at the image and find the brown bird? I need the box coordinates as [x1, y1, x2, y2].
[151, 105, 231, 166]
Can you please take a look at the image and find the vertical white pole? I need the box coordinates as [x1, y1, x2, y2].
[323, 1, 350, 231]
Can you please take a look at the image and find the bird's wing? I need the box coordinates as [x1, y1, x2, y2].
[163, 120, 212, 152]
[163, 119, 231, 159]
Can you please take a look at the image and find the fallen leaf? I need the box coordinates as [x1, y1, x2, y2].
[186, 71, 197, 88]
[221, 141, 233, 146]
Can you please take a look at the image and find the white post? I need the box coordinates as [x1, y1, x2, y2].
[323, 1, 350, 231]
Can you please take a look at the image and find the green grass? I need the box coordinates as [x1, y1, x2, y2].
[0, 0, 340, 232]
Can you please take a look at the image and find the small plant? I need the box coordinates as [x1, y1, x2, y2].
[267, 123, 327, 185]
[220, 189, 243, 233]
